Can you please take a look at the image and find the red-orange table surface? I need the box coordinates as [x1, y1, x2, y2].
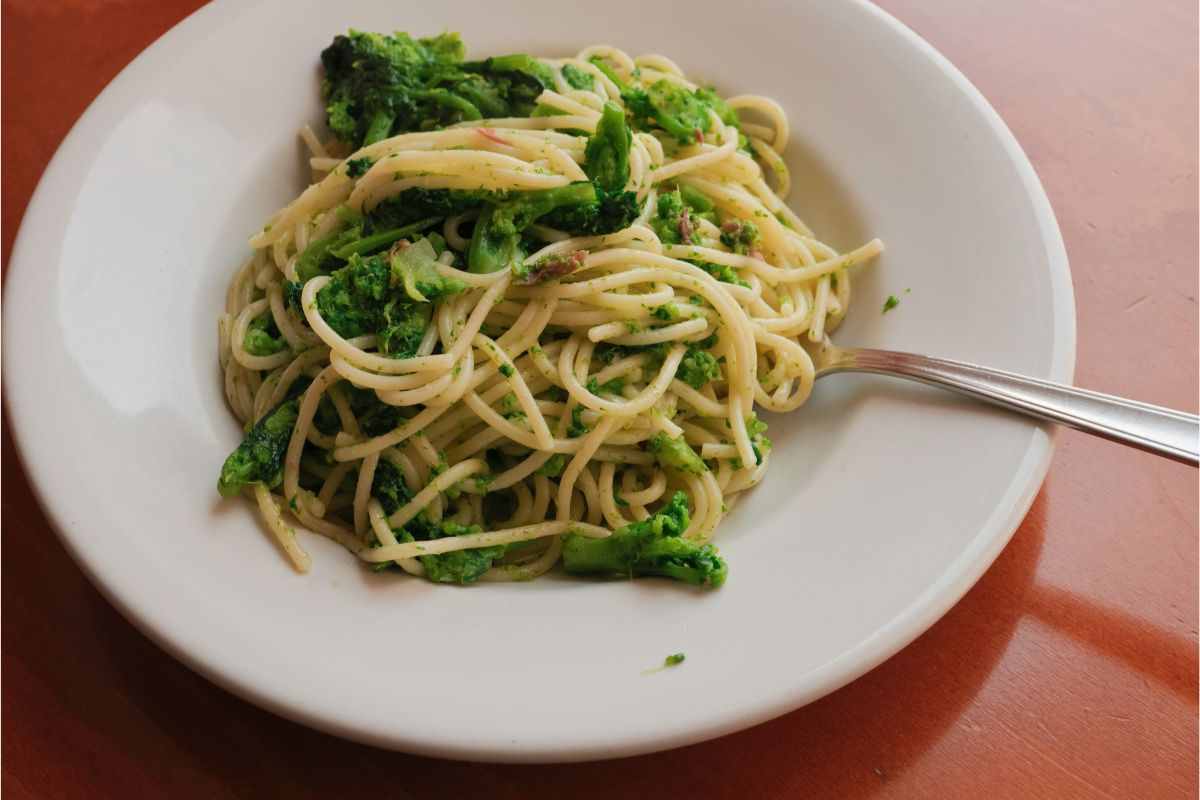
[2, 2, 1196, 797]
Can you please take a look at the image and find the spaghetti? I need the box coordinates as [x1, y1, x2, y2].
[217, 37, 883, 586]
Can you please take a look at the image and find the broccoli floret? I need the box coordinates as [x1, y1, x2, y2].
[217, 398, 299, 497]
[562, 491, 727, 587]
[371, 458, 412, 515]
[378, 300, 432, 358]
[584, 102, 631, 194]
[346, 157, 375, 178]
[390, 237, 465, 301]
[585, 376, 625, 396]
[623, 81, 740, 144]
[314, 252, 392, 338]
[346, 385, 404, 436]
[719, 219, 760, 255]
[404, 517, 502, 584]
[679, 184, 717, 225]
[243, 313, 286, 356]
[320, 31, 467, 147]
[746, 413, 771, 465]
[460, 54, 555, 117]
[296, 208, 364, 281]
[691, 259, 750, 288]
[676, 348, 721, 389]
[367, 188, 496, 232]
[650, 189, 698, 245]
[539, 188, 641, 236]
[284, 280, 303, 312]
[468, 182, 597, 273]
[648, 433, 708, 475]
[651, 303, 681, 322]
[561, 63, 595, 90]
[624, 80, 711, 143]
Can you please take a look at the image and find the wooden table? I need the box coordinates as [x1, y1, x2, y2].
[3, 2, 1196, 797]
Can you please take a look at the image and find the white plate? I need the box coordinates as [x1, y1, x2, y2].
[3, 0, 1073, 762]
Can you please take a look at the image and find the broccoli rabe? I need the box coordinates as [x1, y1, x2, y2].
[650, 190, 698, 245]
[561, 63, 595, 90]
[321, 31, 467, 147]
[346, 157, 375, 178]
[371, 458, 412, 515]
[374, 517, 502, 584]
[676, 348, 721, 389]
[562, 491, 727, 587]
[584, 102, 631, 194]
[243, 313, 286, 356]
[539, 188, 641, 236]
[624, 80, 712, 144]
[566, 404, 590, 437]
[468, 182, 597, 273]
[648, 433, 708, 475]
[346, 385, 404, 436]
[367, 188, 496, 232]
[315, 237, 462, 352]
[586, 376, 626, 396]
[296, 208, 364, 281]
[719, 219, 760, 255]
[315, 252, 392, 338]
[378, 301, 432, 358]
[746, 413, 771, 465]
[391, 237, 465, 301]
[217, 398, 299, 497]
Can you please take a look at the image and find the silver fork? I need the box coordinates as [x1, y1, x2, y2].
[802, 339, 1199, 465]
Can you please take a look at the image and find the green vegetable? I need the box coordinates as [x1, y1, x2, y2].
[371, 458, 412, 515]
[650, 190, 697, 245]
[719, 219, 760, 255]
[585, 376, 625, 396]
[390, 237, 466, 302]
[883, 295, 900, 313]
[562, 491, 727, 587]
[584, 102, 631, 194]
[679, 184, 717, 224]
[624, 80, 712, 144]
[243, 313, 286, 356]
[676, 348, 721, 389]
[295, 208, 364, 281]
[561, 63, 595, 90]
[651, 304, 681, 322]
[347, 385, 404, 436]
[746, 413, 771, 465]
[315, 252, 392, 338]
[398, 518, 502, 584]
[468, 182, 597, 273]
[499, 364, 515, 378]
[378, 301, 432, 358]
[538, 188, 641, 236]
[692, 260, 750, 288]
[566, 404, 590, 437]
[346, 157, 375, 178]
[320, 31, 468, 147]
[330, 217, 440, 259]
[664, 652, 686, 667]
[648, 433, 708, 475]
[367, 188, 494, 232]
[217, 398, 299, 497]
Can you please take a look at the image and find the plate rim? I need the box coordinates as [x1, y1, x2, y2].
[2, 0, 1076, 762]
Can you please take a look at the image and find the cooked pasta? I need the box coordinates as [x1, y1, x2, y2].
[216, 32, 883, 587]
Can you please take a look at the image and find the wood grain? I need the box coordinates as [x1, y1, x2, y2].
[2, 1, 1196, 797]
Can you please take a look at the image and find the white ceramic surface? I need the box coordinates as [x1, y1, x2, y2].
[3, 0, 1074, 762]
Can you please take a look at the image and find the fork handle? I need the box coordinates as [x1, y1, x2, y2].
[826, 348, 1199, 465]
